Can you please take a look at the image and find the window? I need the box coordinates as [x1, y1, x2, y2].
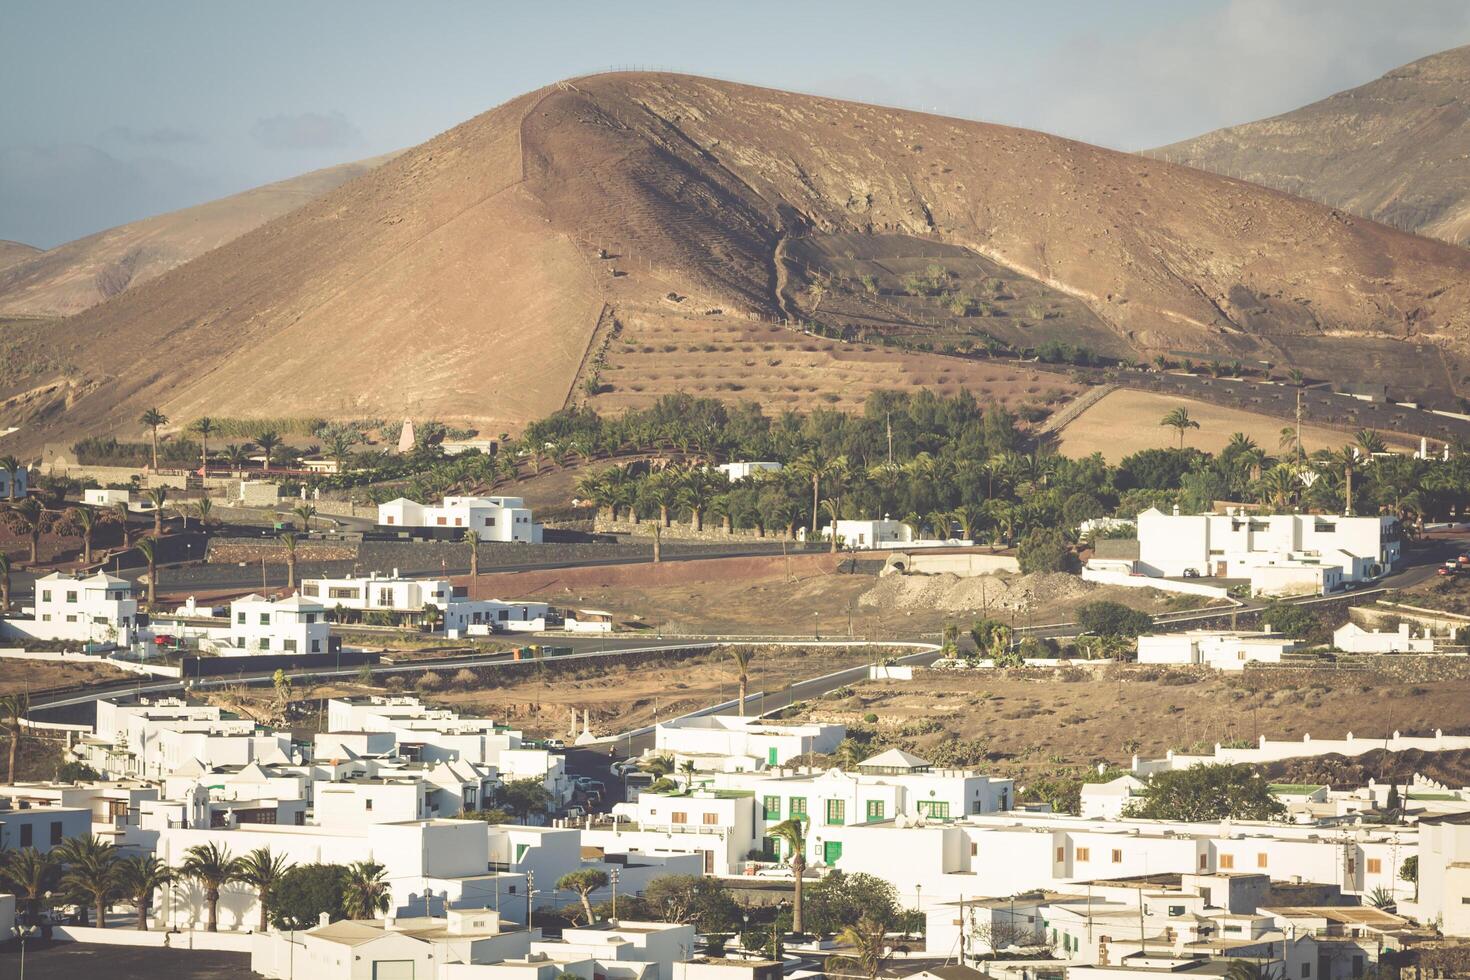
[1169, 905, 1186, 916]
[436, 517, 447, 525]
[66, 591, 77, 603]
[486, 517, 496, 527]
[311, 639, 321, 653]
[1301, 964, 1311, 978]
[386, 516, 395, 524]
[916, 801, 949, 819]
[789, 797, 807, 818]
[365, 799, 374, 810]
[1112, 849, 1123, 864]
[259, 613, 270, 625]
[1199, 854, 1208, 869]
[763, 796, 781, 820]
[304, 613, 316, 624]
[671, 812, 688, 824]
[1258, 853, 1269, 869]
[378, 589, 394, 606]
[258, 638, 270, 650]
[302, 583, 319, 596]
[40, 590, 50, 602]
[328, 587, 360, 600]
[702, 813, 719, 825]
[1057, 846, 1065, 862]
[19, 824, 31, 847]
[284, 639, 297, 652]
[825, 799, 845, 825]
[1367, 858, 1382, 874]
[866, 800, 885, 822]
[1075, 847, 1090, 862]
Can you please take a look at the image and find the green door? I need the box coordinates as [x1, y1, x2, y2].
[768, 747, 779, 766]
[823, 841, 843, 865]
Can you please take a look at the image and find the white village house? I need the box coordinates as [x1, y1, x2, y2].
[299, 572, 552, 633]
[715, 461, 782, 481]
[1091, 508, 1399, 595]
[0, 571, 139, 646]
[219, 593, 332, 654]
[379, 494, 542, 542]
[1332, 621, 1438, 654]
[1136, 629, 1299, 671]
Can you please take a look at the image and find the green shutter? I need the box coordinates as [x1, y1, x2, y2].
[866, 800, 885, 821]
[763, 795, 781, 820]
[790, 797, 806, 817]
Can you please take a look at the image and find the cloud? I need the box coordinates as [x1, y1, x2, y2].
[100, 125, 206, 146]
[249, 110, 363, 150]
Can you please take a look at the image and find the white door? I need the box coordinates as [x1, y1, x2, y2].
[373, 961, 416, 980]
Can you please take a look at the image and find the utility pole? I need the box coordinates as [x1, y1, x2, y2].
[1296, 387, 1304, 468]
[886, 412, 894, 465]
[610, 867, 620, 920]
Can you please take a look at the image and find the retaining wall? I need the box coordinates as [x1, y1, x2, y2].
[1134, 727, 1470, 775]
[52, 923, 254, 950]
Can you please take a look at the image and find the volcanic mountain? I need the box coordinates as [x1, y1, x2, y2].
[1154, 45, 1470, 246]
[6, 72, 1470, 450]
[0, 154, 397, 317]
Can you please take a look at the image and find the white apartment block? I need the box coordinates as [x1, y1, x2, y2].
[823, 518, 915, 550]
[0, 799, 91, 852]
[300, 572, 552, 633]
[594, 749, 1014, 875]
[78, 697, 293, 779]
[379, 494, 542, 542]
[1127, 508, 1399, 586]
[1136, 630, 1298, 671]
[0, 571, 139, 646]
[829, 811, 1416, 917]
[653, 715, 846, 771]
[1079, 774, 1147, 819]
[222, 593, 331, 655]
[1418, 813, 1470, 936]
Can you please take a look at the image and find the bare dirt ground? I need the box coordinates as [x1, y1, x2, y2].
[786, 663, 1470, 792]
[1056, 388, 1410, 463]
[469, 557, 1214, 637]
[207, 645, 877, 739]
[0, 658, 130, 697]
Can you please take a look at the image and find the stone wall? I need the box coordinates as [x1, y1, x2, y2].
[595, 518, 793, 543]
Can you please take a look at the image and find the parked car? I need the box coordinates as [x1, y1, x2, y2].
[562, 805, 586, 820]
[1181, 568, 1200, 578]
[543, 739, 566, 751]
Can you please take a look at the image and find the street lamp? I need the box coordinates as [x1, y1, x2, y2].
[17, 922, 38, 980]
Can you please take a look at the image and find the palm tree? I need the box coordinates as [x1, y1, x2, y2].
[237, 847, 292, 933]
[292, 504, 316, 532]
[826, 914, 892, 980]
[421, 603, 443, 632]
[254, 430, 282, 472]
[223, 443, 249, 477]
[0, 693, 26, 783]
[180, 842, 242, 932]
[8, 497, 45, 563]
[790, 451, 846, 535]
[191, 417, 216, 475]
[1159, 407, 1200, 449]
[643, 472, 682, 528]
[576, 470, 612, 521]
[58, 835, 120, 928]
[139, 408, 168, 470]
[1255, 465, 1300, 512]
[950, 505, 983, 544]
[279, 532, 299, 589]
[1355, 428, 1387, 457]
[195, 494, 215, 531]
[136, 536, 159, 609]
[144, 486, 168, 537]
[325, 431, 358, 474]
[768, 817, 809, 935]
[113, 501, 133, 548]
[0, 454, 19, 500]
[1334, 446, 1358, 516]
[5, 848, 59, 925]
[1224, 962, 1280, 980]
[70, 506, 97, 564]
[114, 854, 174, 930]
[679, 759, 697, 791]
[820, 498, 842, 552]
[0, 553, 10, 613]
[341, 861, 391, 920]
[465, 529, 480, 578]
[728, 645, 756, 717]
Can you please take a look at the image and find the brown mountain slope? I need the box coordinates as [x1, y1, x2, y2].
[1153, 46, 1470, 245]
[0, 154, 398, 317]
[0, 241, 40, 273]
[7, 72, 1470, 450]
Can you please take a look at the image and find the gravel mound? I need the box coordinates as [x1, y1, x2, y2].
[859, 571, 1094, 615]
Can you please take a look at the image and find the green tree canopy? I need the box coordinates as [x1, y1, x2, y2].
[1125, 765, 1285, 822]
[268, 863, 348, 930]
[803, 870, 901, 936]
[1017, 526, 1076, 574]
[1075, 600, 1153, 638]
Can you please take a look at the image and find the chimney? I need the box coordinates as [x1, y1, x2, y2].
[319, 911, 331, 927]
[1172, 504, 1180, 516]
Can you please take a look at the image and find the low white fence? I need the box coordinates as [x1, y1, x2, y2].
[1081, 567, 1231, 599]
[1133, 728, 1470, 775]
[52, 923, 254, 951]
[0, 648, 106, 663]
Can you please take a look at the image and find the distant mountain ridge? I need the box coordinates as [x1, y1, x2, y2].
[1153, 45, 1470, 245]
[0, 154, 398, 317]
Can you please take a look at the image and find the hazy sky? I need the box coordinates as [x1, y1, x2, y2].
[4, 0, 1470, 248]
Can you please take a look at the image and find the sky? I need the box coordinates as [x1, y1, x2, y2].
[4, 0, 1470, 249]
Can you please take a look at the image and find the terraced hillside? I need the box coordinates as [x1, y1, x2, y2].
[6, 72, 1470, 451]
